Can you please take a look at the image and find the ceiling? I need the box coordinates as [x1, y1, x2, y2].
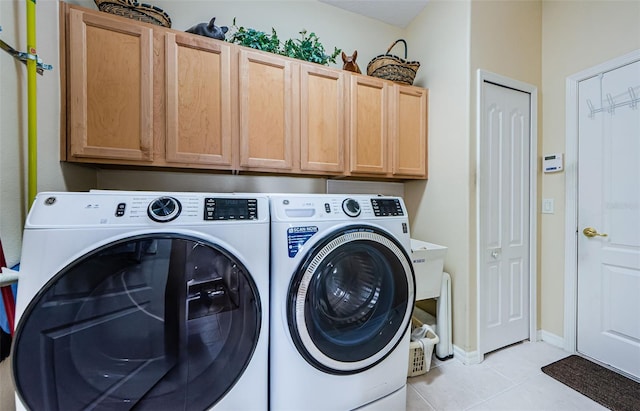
[318, 0, 429, 28]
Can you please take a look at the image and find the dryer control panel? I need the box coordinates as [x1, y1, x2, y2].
[271, 194, 406, 222]
[370, 198, 404, 217]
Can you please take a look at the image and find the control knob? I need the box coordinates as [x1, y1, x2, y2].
[342, 198, 361, 217]
[148, 196, 182, 222]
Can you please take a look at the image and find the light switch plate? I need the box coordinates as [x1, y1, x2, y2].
[542, 198, 554, 214]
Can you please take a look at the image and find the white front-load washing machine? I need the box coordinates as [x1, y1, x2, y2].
[269, 194, 415, 411]
[12, 191, 269, 411]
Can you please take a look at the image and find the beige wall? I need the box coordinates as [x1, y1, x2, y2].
[540, 0, 640, 337]
[403, 0, 473, 351]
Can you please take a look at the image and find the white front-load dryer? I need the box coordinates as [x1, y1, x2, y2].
[269, 194, 415, 411]
[12, 191, 269, 411]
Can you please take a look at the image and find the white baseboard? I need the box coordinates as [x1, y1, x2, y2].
[453, 345, 482, 365]
[538, 330, 566, 349]
[451, 331, 568, 365]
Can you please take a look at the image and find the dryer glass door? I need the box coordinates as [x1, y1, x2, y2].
[288, 226, 414, 374]
[13, 234, 261, 411]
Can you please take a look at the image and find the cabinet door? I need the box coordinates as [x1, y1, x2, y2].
[238, 50, 295, 170]
[391, 85, 428, 178]
[349, 75, 388, 175]
[299, 65, 346, 174]
[68, 8, 153, 161]
[165, 33, 233, 167]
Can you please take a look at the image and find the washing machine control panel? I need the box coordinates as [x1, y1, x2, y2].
[26, 192, 268, 227]
[275, 195, 406, 221]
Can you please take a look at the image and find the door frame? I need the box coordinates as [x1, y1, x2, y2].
[563, 48, 640, 353]
[476, 70, 538, 359]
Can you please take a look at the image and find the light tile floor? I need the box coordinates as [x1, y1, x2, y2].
[406, 341, 608, 411]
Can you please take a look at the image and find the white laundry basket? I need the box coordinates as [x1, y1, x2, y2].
[407, 317, 440, 377]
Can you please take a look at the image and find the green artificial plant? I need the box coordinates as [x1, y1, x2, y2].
[228, 19, 340, 66]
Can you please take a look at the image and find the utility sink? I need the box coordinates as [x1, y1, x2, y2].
[410, 239, 447, 300]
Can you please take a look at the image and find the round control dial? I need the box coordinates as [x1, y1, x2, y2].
[342, 198, 361, 217]
[148, 196, 182, 222]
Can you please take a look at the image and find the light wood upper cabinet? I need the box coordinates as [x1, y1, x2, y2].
[62, 4, 427, 179]
[347, 76, 428, 179]
[391, 85, 428, 178]
[348, 75, 389, 175]
[238, 54, 348, 175]
[238, 52, 348, 174]
[165, 32, 234, 168]
[299, 65, 347, 174]
[238, 49, 296, 171]
[67, 7, 154, 161]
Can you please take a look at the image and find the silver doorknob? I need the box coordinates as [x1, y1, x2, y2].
[583, 227, 608, 238]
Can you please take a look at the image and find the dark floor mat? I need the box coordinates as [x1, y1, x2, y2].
[541, 354, 640, 411]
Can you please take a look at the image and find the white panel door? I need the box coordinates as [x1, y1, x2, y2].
[479, 82, 531, 355]
[577, 60, 640, 379]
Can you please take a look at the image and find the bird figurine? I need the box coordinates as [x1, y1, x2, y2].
[186, 17, 228, 40]
[342, 50, 361, 74]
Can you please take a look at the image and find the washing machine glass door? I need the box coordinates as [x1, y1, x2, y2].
[13, 234, 261, 411]
[288, 226, 415, 374]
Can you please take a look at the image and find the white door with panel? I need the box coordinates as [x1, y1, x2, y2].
[577, 60, 640, 379]
[479, 81, 531, 356]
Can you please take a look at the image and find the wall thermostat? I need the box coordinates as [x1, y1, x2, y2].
[543, 153, 563, 173]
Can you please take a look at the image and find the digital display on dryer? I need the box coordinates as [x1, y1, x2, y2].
[370, 199, 404, 217]
[204, 198, 258, 220]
